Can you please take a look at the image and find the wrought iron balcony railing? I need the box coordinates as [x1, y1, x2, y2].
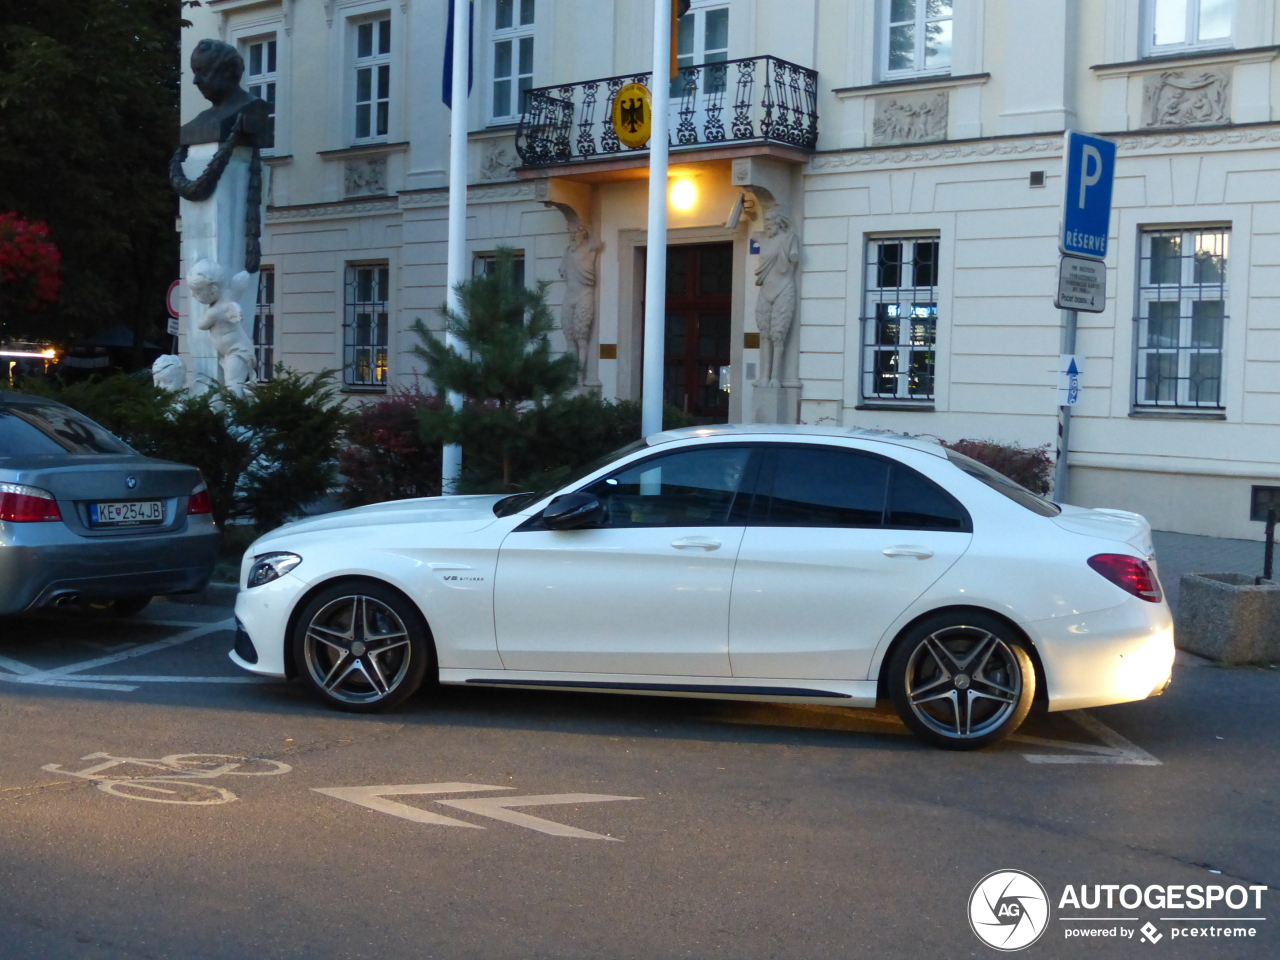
[515, 55, 818, 167]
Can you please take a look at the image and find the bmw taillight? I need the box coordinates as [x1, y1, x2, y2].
[0, 482, 62, 522]
[1088, 553, 1163, 603]
[188, 482, 213, 516]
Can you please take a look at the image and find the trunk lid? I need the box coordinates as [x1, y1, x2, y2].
[1053, 504, 1154, 556]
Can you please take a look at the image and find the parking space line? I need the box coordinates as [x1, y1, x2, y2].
[1021, 710, 1160, 765]
[0, 654, 41, 676]
[40, 621, 233, 677]
[0, 672, 138, 692]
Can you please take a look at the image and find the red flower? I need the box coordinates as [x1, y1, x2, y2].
[0, 211, 63, 309]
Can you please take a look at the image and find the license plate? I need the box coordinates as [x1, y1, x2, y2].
[89, 500, 164, 526]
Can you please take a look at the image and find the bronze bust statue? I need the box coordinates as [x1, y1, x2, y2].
[179, 39, 269, 146]
[170, 39, 267, 272]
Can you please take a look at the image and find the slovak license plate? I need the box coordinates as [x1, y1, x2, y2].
[89, 500, 164, 526]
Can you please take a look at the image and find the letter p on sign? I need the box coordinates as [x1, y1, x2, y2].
[1061, 130, 1116, 260]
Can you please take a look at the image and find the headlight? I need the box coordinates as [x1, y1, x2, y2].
[247, 552, 302, 588]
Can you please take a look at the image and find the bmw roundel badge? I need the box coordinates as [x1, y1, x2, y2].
[126, 476, 138, 489]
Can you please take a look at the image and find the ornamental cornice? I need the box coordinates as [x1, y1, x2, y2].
[265, 198, 400, 222]
[398, 182, 537, 208]
[1116, 124, 1280, 151]
[809, 137, 1059, 171]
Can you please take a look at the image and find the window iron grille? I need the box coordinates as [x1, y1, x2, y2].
[344, 264, 390, 388]
[253, 268, 275, 382]
[861, 238, 939, 403]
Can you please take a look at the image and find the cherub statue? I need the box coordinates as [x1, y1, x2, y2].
[187, 258, 257, 396]
[560, 219, 604, 384]
[151, 354, 187, 393]
[754, 206, 801, 387]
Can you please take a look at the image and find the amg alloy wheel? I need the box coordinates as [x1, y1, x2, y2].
[292, 581, 430, 712]
[888, 613, 1035, 750]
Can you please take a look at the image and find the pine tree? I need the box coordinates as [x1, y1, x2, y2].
[411, 248, 579, 491]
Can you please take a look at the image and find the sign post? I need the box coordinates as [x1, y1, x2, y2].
[1054, 131, 1116, 502]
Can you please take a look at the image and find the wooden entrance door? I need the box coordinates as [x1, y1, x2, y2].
[664, 243, 732, 424]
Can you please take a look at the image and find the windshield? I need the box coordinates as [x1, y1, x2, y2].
[492, 438, 650, 517]
[0, 402, 133, 457]
[945, 449, 1061, 518]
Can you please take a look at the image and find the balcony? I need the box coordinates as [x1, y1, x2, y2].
[514, 56, 818, 171]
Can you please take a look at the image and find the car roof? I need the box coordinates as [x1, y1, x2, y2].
[646, 424, 948, 458]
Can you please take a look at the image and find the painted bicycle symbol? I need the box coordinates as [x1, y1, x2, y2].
[42, 752, 292, 805]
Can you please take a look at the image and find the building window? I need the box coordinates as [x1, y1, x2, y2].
[673, 2, 729, 96]
[473, 251, 526, 288]
[245, 37, 277, 150]
[883, 0, 952, 77]
[344, 264, 390, 388]
[254, 268, 275, 382]
[354, 16, 391, 141]
[1135, 228, 1228, 409]
[1145, 0, 1232, 56]
[491, 0, 534, 121]
[862, 237, 939, 403]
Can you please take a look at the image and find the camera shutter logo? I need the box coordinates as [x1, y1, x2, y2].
[969, 870, 1050, 951]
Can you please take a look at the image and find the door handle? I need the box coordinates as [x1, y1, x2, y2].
[883, 546, 934, 559]
[671, 537, 722, 550]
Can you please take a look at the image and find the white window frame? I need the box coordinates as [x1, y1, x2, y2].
[1134, 227, 1229, 410]
[343, 262, 391, 389]
[671, 0, 730, 99]
[243, 35, 278, 153]
[1143, 0, 1234, 57]
[489, 0, 535, 124]
[861, 236, 940, 403]
[351, 14, 392, 143]
[881, 0, 953, 80]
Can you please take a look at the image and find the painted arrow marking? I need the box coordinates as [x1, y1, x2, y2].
[312, 783, 642, 840]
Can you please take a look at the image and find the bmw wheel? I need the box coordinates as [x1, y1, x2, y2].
[292, 580, 431, 713]
[888, 612, 1035, 750]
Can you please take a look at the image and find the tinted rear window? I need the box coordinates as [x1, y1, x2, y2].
[945, 449, 1060, 518]
[887, 465, 970, 530]
[0, 402, 133, 457]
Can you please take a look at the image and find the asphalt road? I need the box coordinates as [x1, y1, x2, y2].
[0, 600, 1276, 959]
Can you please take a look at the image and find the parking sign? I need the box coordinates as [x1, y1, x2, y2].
[1060, 131, 1116, 260]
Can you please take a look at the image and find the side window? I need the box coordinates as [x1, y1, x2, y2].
[887, 464, 970, 531]
[763, 446, 890, 527]
[581, 446, 753, 527]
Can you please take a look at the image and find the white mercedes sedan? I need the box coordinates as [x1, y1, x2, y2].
[230, 425, 1174, 749]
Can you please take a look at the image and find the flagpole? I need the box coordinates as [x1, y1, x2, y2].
[640, 0, 672, 439]
[442, 0, 469, 493]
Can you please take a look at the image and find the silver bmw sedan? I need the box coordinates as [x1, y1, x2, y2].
[0, 392, 219, 616]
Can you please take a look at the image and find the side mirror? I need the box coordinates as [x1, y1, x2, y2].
[541, 492, 603, 530]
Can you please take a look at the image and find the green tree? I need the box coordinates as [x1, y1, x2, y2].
[411, 248, 580, 491]
[0, 0, 182, 360]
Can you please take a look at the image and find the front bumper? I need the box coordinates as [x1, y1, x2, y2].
[0, 517, 219, 615]
[230, 572, 307, 678]
[1028, 597, 1176, 711]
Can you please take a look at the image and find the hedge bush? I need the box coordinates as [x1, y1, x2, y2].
[942, 438, 1054, 495]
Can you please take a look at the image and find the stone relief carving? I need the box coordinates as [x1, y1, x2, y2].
[754, 206, 801, 387]
[344, 157, 387, 197]
[872, 92, 948, 146]
[188, 259, 256, 397]
[479, 139, 517, 181]
[1143, 68, 1230, 128]
[559, 219, 604, 384]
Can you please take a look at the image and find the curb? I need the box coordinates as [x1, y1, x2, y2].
[170, 582, 239, 608]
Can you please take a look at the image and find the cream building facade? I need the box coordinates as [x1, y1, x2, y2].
[180, 0, 1280, 540]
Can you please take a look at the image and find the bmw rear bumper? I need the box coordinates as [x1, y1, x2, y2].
[0, 517, 219, 615]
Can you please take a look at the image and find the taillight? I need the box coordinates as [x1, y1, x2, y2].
[0, 482, 62, 522]
[1088, 553, 1163, 603]
[188, 483, 213, 516]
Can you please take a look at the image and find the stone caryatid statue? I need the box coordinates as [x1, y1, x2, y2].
[187, 259, 256, 397]
[754, 206, 801, 387]
[151, 355, 187, 393]
[559, 220, 604, 384]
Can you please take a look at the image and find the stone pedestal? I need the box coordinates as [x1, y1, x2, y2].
[180, 144, 258, 392]
[1175, 573, 1280, 664]
[751, 383, 801, 424]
